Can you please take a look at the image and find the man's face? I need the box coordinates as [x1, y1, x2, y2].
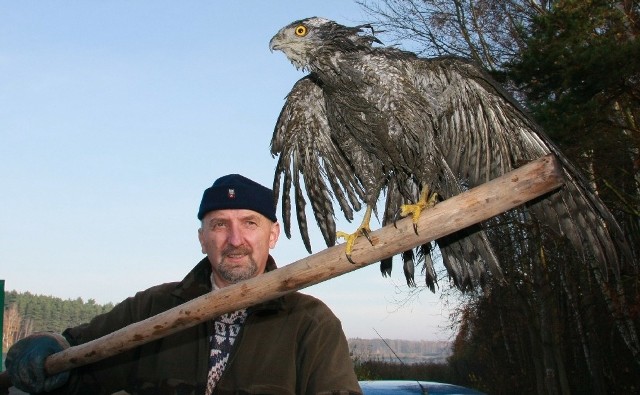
[198, 209, 280, 288]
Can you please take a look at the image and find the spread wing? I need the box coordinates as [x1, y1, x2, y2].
[270, 75, 366, 253]
[418, 57, 631, 274]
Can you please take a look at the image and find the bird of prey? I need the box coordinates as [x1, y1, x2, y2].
[268, 17, 631, 291]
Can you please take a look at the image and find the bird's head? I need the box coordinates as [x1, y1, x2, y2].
[269, 17, 381, 72]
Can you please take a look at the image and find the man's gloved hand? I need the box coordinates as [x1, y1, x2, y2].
[5, 332, 71, 393]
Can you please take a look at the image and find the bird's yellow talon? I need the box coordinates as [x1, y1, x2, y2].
[335, 231, 350, 239]
[399, 187, 438, 234]
[336, 206, 374, 264]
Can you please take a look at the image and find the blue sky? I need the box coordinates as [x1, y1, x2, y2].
[1, 1, 454, 341]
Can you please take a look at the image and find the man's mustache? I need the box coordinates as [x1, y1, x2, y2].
[222, 246, 252, 256]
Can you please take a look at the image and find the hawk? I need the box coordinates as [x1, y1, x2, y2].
[268, 17, 630, 291]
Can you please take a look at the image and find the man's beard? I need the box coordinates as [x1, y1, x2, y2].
[215, 246, 258, 284]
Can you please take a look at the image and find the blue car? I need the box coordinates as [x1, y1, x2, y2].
[359, 380, 486, 395]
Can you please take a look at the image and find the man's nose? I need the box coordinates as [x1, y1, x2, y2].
[227, 223, 244, 246]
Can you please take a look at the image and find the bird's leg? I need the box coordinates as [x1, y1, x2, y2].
[399, 185, 438, 234]
[336, 205, 374, 264]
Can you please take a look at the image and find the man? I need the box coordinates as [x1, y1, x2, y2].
[6, 174, 362, 395]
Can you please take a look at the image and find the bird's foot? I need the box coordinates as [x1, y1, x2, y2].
[399, 187, 438, 234]
[336, 225, 372, 264]
[337, 206, 374, 264]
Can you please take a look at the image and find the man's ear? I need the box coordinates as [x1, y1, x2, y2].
[198, 228, 206, 254]
[269, 222, 280, 249]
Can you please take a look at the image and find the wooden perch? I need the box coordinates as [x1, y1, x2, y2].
[0, 154, 563, 390]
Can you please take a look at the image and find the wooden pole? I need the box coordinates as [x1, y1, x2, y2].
[0, 154, 563, 389]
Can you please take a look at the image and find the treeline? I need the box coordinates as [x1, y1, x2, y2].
[349, 338, 451, 364]
[3, 290, 114, 351]
[358, 0, 640, 393]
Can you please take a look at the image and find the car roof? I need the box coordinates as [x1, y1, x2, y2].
[359, 380, 486, 395]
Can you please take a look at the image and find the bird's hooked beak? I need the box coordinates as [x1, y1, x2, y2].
[269, 31, 284, 53]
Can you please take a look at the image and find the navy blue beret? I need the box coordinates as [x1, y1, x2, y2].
[197, 174, 277, 222]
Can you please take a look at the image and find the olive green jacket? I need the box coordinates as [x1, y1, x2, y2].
[55, 257, 362, 395]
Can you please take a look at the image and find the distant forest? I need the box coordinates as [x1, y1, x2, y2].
[3, 290, 115, 351]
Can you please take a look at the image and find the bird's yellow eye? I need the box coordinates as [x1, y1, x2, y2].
[294, 24, 308, 37]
